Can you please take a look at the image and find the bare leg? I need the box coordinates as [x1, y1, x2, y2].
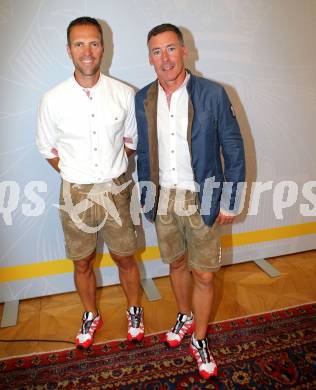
[191, 269, 214, 339]
[169, 254, 192, 315]
[73, 251, 98, 316]
[110, 252, 141, 307]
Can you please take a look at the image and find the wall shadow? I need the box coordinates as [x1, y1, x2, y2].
[180, 26, 257, 322]
[99, 19, 113, 76]
[99, 19, 139, 92]
[180, 26, 203, 77]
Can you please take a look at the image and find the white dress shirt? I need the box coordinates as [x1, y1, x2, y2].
[157, 73, 196, 191]
[36, 74, 137, 184]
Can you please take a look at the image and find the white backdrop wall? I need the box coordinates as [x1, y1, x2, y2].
[1, 0, 316, 302]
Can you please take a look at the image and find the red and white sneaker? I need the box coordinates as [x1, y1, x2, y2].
[127, 306, 144, 342]
[189, 336, 217, 379]
[164, 313, 194, 347]
[75, 311, 103, 349]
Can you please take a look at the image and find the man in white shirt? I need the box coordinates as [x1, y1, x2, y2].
[36, 17, 144, 349]
[136, 24, 245, 378]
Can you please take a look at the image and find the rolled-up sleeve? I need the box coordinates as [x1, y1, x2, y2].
[36, 95, 58, 159]
[123, 89, 138, 150]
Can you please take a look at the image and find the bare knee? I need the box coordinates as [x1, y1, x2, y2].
[110, 252, 136, 272]
[73, 251, 95, 274]
[192, 269, 214, 288]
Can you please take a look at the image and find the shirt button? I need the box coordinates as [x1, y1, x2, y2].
[92, 114, 95, 117]
[171, 133, 175, 136]
[115, 117, 118, 120]
[171, 150, 175, 153]
[94, 147, 97, 151]
[95, 164, 98, 167]
[93, 131, 96, 134]
[90, 97, 93, 100]
[172, 168, 175, 171]
[171, 114, 174, 118]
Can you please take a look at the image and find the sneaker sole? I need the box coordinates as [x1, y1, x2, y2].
[128, 337, 144, 343]
[127, 332, 144, 343]
[76, 344, 93, 351]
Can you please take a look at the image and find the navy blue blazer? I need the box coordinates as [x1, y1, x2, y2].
[135, 73, 246, 227]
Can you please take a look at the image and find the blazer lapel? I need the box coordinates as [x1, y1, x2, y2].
[144, 81, 159, 189]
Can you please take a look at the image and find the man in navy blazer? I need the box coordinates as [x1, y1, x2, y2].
[135, 23, 245, 379]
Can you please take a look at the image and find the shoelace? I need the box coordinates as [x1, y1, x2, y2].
[172, 314, 192, 334]
[198, 345, 211, 363]
[81, 318, 93, 334]
[194, 339, 211, 363]
[172, 320, 186, 334]
[81, 312, 98, 334]
[130, 313, 141, 328]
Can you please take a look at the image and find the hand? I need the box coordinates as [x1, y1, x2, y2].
[216, 211, 235, 225]
[124, 145, 135, 157]
[46, 157, 60, 173]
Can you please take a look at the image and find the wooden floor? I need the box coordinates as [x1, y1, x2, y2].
[0, 250, 315, 359]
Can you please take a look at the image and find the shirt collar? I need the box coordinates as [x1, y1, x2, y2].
[71, 73, 103, 93]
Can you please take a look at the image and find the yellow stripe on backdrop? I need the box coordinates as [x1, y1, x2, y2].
[1, 222, 316, 283]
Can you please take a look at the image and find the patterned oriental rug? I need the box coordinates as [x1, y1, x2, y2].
[0, 303, 315, 389]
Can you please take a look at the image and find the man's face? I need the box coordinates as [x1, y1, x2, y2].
[67, 24, 104, 84]
[148, 31, 187, 87]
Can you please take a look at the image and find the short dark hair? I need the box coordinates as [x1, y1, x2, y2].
[67, 16, 103, 46]
[147, 23, 184, 45]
